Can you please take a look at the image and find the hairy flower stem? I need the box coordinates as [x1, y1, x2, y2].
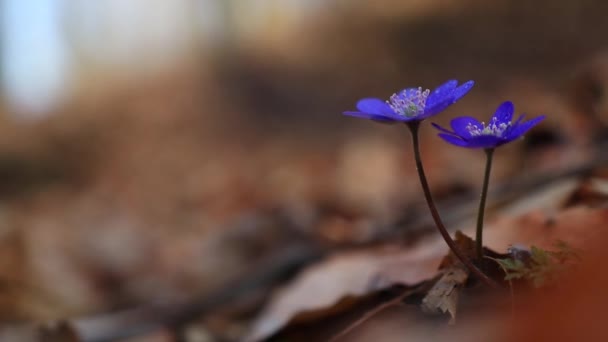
[408, 122, 499, 289]
[476, 148, 494, 261]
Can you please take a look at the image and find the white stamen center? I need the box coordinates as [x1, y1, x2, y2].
[466, 117, 510, 137]
[386, 87, 430, 117]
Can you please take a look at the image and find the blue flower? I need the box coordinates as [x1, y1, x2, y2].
[343, 80, 474, 123]
[432, 101, 545, 149]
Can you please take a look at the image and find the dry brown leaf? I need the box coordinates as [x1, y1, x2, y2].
[421, 232, 473, 325]
[478, 206, 608, 252]
[244, 243, 446, 342]
[421, 267, 468, 324]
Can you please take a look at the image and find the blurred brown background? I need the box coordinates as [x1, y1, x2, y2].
[0, 0, 607, 338]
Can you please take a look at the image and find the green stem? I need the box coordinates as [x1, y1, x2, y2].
[408, 122, 499, 289]
[476, 148, 494, 261]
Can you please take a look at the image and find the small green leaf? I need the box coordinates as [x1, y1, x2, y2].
[530, 246, 550, 265]
[498, 258, 525, 271]
[505, 273, 524, 281]
[497, 242, 581, 288]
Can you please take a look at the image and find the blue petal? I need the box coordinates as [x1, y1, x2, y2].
[437, 133, 470, 147]
[491, 101, 514, 124]
[507, 115, 546, 139]
[502, 113, 524, 137]
[431, 122, 454, 135]
[512, 114, 525, 126]
[343, 111, 398, 123]
[356, 98, 396, 116]
[465, 135, 505, 148]
[450, 80, 475, 104]
[450, 116, 483, 138]
[422, 98, 452, 118]
[425, 80, 458, 109]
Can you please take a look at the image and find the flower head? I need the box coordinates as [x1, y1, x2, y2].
[432, 101, 545, 149]
[343, 80, 474, 123]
